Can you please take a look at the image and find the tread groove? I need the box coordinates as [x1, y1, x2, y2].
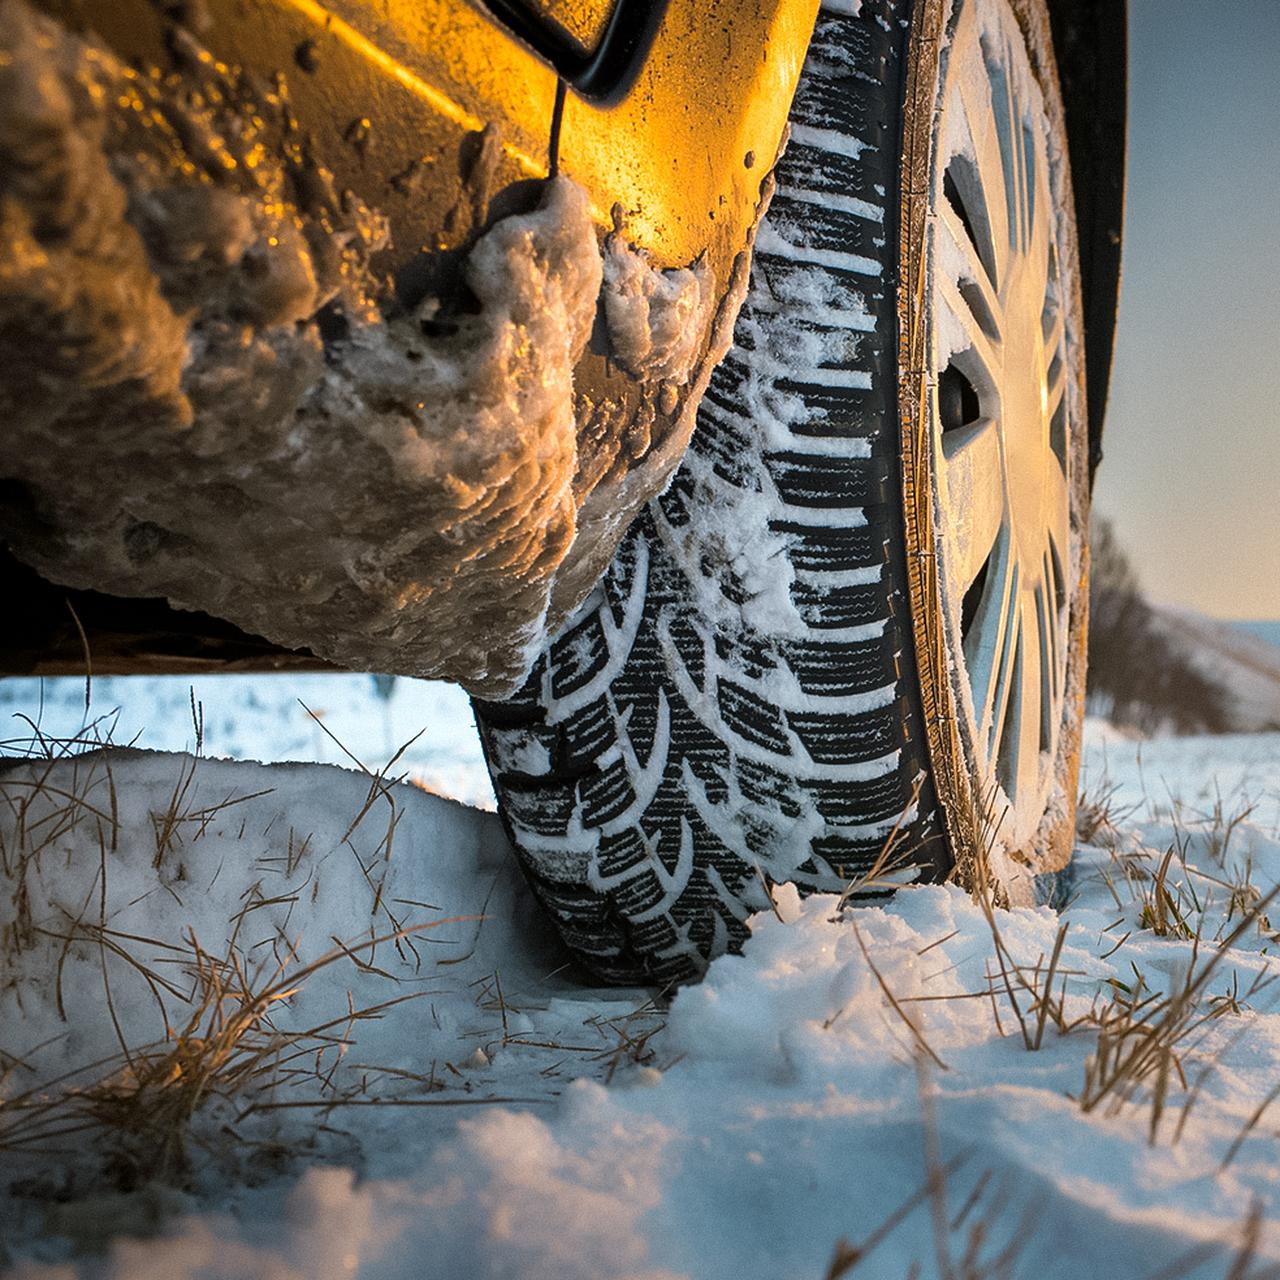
[475, 0, 950, 986]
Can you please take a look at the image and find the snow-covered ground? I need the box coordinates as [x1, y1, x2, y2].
[0, 674, 495, 810]
[4, 676, 1280, 1278]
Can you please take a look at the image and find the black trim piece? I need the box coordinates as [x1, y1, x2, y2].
[548, 76, 567, 175]
[480, 0, 669, 101]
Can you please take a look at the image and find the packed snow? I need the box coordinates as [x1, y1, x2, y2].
[3, 676, 1280, 1278]
[602, 241, 715, 385]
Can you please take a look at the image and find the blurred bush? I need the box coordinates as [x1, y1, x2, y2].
[1087, 517, 1232, 735]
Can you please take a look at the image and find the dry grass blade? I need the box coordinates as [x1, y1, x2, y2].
[836, 777, 928, 910]
[971, 854, 1072, 1052]
[0, 915, 476, 1176]
[1077, 882, 1280, 1125]
[1076, 770, 1139, 846]
[1138, 847, 1199, 941]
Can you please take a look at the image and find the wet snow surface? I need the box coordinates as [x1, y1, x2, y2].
[4, 678, 1280, 1277]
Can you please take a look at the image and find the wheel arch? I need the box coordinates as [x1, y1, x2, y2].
[1045, 0, 1127, 483]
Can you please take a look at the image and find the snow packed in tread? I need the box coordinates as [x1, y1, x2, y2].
[474, 0, 948, 986]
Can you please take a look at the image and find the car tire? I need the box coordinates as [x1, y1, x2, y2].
[473, 0, 1089, 986]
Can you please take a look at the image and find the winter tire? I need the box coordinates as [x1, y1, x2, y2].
[474, 0, 1089, 985]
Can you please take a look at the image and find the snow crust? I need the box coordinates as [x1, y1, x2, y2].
[0, 673, 494, 808]
[6, 709, 1280, 1276]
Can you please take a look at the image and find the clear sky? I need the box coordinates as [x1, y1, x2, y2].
[1092, 0, 1280, 620]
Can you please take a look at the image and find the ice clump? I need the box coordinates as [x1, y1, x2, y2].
[602, 240, 714, 385]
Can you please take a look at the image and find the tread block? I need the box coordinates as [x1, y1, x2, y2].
[810, 833, 891, 878]
[481, 721, 558, 777]
[748, 267, 883, 331]
[738, 758, 805, 818]
[771, 521, 884, 572]
[703, 358, 811, 433]
[727, 637, 782, 685]
[663, 611, 707, 687]
[559, 697, 616, 770]
[716, 678, 793, 755]
[497, 779, 577, 836]
[694, 402, 758, 468]
[675, 749, 731, 805]
[766, 451, 891, 508]
[767, 200, 884, 260]
[579, 757, 638, 827]
[655, 472, 695, 528]
[786, 80, 892, 157]
[612, 690, 662, 764]
[597, 828, 650, 879]
[627, 914, 680, 955]
[808, 770, 913, 826]
[612, 867, 666, 915]
[550, 613, 610, 700]
[779, 636, 899, 696]
[684, 896, 749, 962]
[770, 383, 885, 430]
[787, 698, 905, 764]
[790, 580, 886, 629]
[471, 661, 546, 723]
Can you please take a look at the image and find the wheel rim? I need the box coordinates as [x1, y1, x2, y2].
[927, 0, 1078, 850]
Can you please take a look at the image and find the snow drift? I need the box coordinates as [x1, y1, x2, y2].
[6, 721, 1280, 1276]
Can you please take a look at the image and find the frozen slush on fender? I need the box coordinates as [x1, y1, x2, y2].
[0, 0, 771, 695]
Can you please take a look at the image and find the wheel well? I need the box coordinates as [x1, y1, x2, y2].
[1046, 0, 1127, 483]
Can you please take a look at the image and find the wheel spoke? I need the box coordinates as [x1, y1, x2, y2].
[1004, 588, 1044, 801]
[1020, 118, 1039, 260]
[985, 44, 1021, 259]
[955, 75, 1012, 285]
[1025, 157, 1051, 286]
[1039, 556, 1060, 705]
[941, 418, 1004, 594]
[965, 536, 1018, 755]
[1045, 351, 1067, 423]
[936, 269, 1002, 392]
[1041, 306, 1065, 369]
[937, 200, 1003, 342]
[985, 571, 1021, 767]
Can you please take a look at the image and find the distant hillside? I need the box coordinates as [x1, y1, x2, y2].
[1231, 620, 1280, 650]
[1153, 609, 1280, 733]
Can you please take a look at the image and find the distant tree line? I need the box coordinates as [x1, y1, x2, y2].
[1086, 517, 1232, 734]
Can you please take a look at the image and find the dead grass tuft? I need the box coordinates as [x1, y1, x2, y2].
[1074, 886, 1280, 1143]
[0, 710, 490, 1189]
[0, 917, 463, 1180]
[1076, 769, 1138, 847]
